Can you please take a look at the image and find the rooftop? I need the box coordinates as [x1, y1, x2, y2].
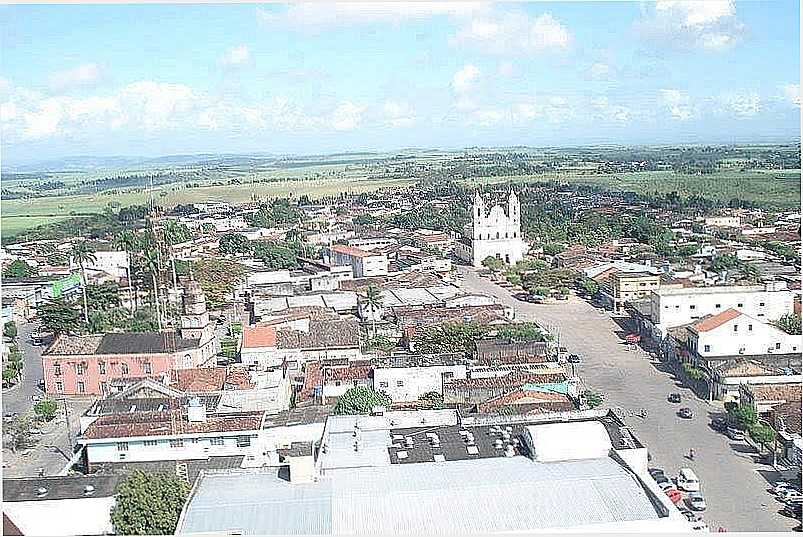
[45, 332, 199, 356]
[80, 410, 265, 441]
[242, 325, 277, 349]
[690, 308, 742, 332]
[89, 456, 246, 484]
[655, 284, 770, 296]
[3, 475, 123, 502]
[330, 244, 378, 259]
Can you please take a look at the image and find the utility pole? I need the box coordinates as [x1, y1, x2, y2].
[61, 397, 72, 454]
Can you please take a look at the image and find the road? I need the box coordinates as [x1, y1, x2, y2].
[2, 322, 90, 477]
[3, 322, 45, 415]
[457, 266, 796, 532]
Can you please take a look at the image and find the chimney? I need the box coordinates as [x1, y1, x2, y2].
[187, 397, 207, 423]
[287, 442, 315, 484]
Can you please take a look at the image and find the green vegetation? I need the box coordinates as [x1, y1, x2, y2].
[481, 256, 506, 272]
[496, 323, 547, 342]
[728, 403, 758, 430]
[33, 399, 58, 421]
[774, 313, 802, 335]
[38, 297, 83, 335]
[3, 260, 37, 278]
[748, 423, 777, 451]
[577, 277, 600, 296]
[333, 386, 392, 415]
[682, 363, 705, 381]
[4, 321, 18, 339]
[412, 322, 489, 357]
[582, 390, 604, 409]
[192, 258, 248, 309]
[110, 470, 191, 535]
[218, 233, 252, 255]
[248, 199, 304, 228]
[542, 242, 565, 256]
[418, 391, 445, 409]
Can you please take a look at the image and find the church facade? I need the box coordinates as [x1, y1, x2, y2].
[456, 190, 528, 267]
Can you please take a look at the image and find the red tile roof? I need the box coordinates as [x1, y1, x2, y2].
[299, 361, 323, 402]
[330, 244, 375, 258]
[81, 410, 265, 440]
[242, 325, 277, 348]
[691, 308, 742, 332]
[324, 365, 372, 382]
[171, 368, 227, 392]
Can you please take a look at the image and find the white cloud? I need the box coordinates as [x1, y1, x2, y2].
[719, 91, 761, 117]
[48, 63, 103, 92]
[591, 97, 631, 123]
[451, 10, 571, 55]
[257, 2, 486, 29]
[497, 61, 515, 78]
[637, 0, 744, 52]
[589, 62, 611, 79]
[660, 89, 694, 120]
[220, 45, 250, 67]
[780, 84, 801, 106]
[330, 101, 364, 131]
[452, 64, 480, 93]
[474, 108, 505, 127]
[383, 100, 415, 128]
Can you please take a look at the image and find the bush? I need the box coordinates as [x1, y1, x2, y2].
[333, 386, 392, 415]
[110, 471, 191, 535]
[34, 399, 58, 422]
[582, 390, 604, 409]
[3, 321, 17, 339]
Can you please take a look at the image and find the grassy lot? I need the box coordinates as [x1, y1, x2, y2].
[466, 169, 802, 209]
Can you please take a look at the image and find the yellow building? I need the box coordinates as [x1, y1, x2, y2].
[607, 272, 661, 313]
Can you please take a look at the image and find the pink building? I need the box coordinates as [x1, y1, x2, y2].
[42, 279, 219, 396]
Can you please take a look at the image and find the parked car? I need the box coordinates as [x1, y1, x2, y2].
[688, 492, 707, 511]
[690, 520, 709, 532]
[668, 393, 682, 403]
[654, 474, 671, 486]
[779, 490, 803, 503]
[782, 502, 803, 518]
[677, 468, 701, 492]
[726, 426, 745, 440]
[648, 468, 666, 479]
[567, 354, 582, 364]
[711, 417, 727, 432]
[771, 482, 797, 495]
[665, 488, 682, 504]
[678, 407, 694, 419]
[659, 482, 677, 492]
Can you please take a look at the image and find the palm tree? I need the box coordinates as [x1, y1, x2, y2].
[162, 220, 185, 292]
[363, 284, 383, 338]
[70, 241, 97, 325]
[143, 248, 163, 331]
[113, 230, 139, 311]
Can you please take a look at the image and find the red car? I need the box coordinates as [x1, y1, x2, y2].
[664, 488, 682, 504]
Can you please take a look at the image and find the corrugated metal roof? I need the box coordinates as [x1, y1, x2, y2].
[178, 457, 669, 535]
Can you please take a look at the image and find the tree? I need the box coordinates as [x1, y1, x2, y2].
[70, 241, 97, 324]
[252, 241, 299, 270]
[774, 313, 802, 335]
[362, 284, 383, 337]
[86, 282, 121, 311]
[496, 323, 545, 342]
[218, 233, 252, 256]
[729, 403, 758, 429]
[163, 220, 191, 291]
[34, 399, 58, 422]
[142, 248, 163, 331]
[333, 386, 392, 415]
[413, 322, 490, 357]
[542, 242, 565, 256]
[38, 298, 82, 334]
[582, 390, 603, 409]
[749, 423, 776, 451]
[482, 256, 506, 272]
[3, 321, 17, 339]
[3, 260, 37, 278]
[6, 416, 32, 453]
[577, 277, 599, 296]
[113, 230, 139, 311]
[418, 391, 444, 409]
[110, 470, 191, 535]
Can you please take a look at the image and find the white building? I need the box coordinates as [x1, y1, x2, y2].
[648, 282, 795, 338]
[688, 308, 802, 358]
[373, 355, 468, 403]
[347, 236, 398, 251]
[71, 250, 129, 281]
[704, 216, 741, 228]
[326, 244, 389, 278]
[241, 325, 280, 369]
[456, 191, 527, 267]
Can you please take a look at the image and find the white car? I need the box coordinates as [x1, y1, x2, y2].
[779, 490, 803, 503]
[688, 492, 707, 511]
[771, 482, 795, 495]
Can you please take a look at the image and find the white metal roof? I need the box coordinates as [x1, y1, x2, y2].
[525, 421, 613, 462]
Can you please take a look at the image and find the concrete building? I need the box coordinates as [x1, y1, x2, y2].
[373, 354, 468, 403]
[241, 325, 280, 369]
[704, 216, 741, 228]
[175, 410, 692, 534]
[647, 282, 795, 339]
[687, 309, 801, 358]
[603, 271, 662, 314]
[456, 191, 527, 267]
[2, 475, 122, 536]
[326, 244, 388, 278]
[71, 250, 129, 281]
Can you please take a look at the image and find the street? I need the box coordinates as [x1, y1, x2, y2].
[2, 321, 90, 477]
[457, 266, 797, 532]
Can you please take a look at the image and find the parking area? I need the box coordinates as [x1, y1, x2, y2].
[457, 267, 798, 532]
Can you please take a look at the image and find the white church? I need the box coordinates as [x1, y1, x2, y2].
[456, 190, 528, 267]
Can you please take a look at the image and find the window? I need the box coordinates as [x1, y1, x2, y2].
[352, 380, 359, 387]
[759, 302, 765, 307]
[748, 324, 753, 331]
[144, 440, 158, 447]
[689, 305, 696, 310]
[54, 363, 62, 377]
[776, 342, 781, 350]
[704, 345, 711, 352]
[715, 304, 721, 309]
[210, 437, 224, 446]
[334, 380, 341, 387]
[737, 303, 744, 308]
[55, 381, 63, 392]
[121, 363, 129, 375]
[733, 325, 738, 332]
[117, 442, 129, 451]
[379, 381, 388, 388]
[169, 439, 184, 448]
[397, 380, 404, 387]
[236, 436, 251, 448]
[77, 381, 85, 394]
[76, 363, 86, 375]
[98, 362, 106, 375]
[143, 362, 152, 375]
[100, 382, 108, 395]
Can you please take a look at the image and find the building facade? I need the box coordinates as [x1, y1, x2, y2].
[456, 191, 527, 267]
[327, 244, 389, 278]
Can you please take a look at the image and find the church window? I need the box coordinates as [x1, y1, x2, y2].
[505, 232, 509, 238]
[496, 232, 500, 239]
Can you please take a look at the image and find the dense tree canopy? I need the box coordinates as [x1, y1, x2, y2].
[333, 386, 392, 415]
[110, 471, 191, 535]
[38, 298, 83, 334]
[3, 260, 37, 278]
[413, 322, 490, 357]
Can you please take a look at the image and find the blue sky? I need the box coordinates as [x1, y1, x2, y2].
[0, 1, 799, 164]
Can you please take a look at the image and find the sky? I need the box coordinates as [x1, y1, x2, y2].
[0, 1, 800, 164]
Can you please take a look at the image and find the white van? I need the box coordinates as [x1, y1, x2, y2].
[677, 468, 701, 492]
